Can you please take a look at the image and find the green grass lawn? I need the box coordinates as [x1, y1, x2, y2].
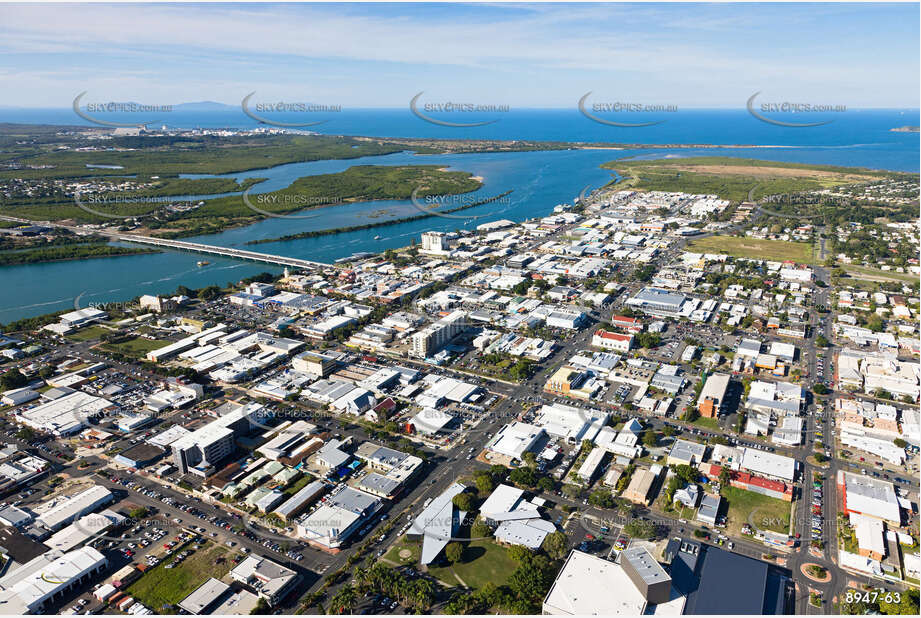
[691, 416, 722, 431]
[383, 539, 422, 566]
[126, 543, 232, 612]
[426, 540, 518, 590]
[721, 486, 791, 536]
[688, 236, 816, 265]
[65, 325, 111, 342]
[100, 336, 170, 358]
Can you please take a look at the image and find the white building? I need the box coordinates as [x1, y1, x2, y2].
[410, 311, 467, 358]
[0, 546, 107, 614]
[592, 330, 633, 353]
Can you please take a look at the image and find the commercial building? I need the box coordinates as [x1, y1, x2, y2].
[15, 391, 114, 437]
[296, 487, 382, 553]
[171, 402, 259, 475]
[532, 403, 608, 444]
[292, 350, 339, 377]
[837, 471, 901, 525]
[665, 538, 792, 614]
[36, 485, 114, 532]
[625, 287, 687, 318]
[697, 373, 730, 418]
[739, 448, 796, 482]
[542, 549, 684, 615]
[230, 555, 300, 606]
[487, 421, 545, 461]
[745, 380, 802, 417]
[178, 578, 232, 615]
[576, 447, 607, 483]
[272, 480, 326, 523]
[591, 329, 634, 352]
[0, 546, 107, 614]
[621, 546, 673, 604]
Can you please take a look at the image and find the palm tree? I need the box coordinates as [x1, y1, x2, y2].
[328, 585, 357, 615]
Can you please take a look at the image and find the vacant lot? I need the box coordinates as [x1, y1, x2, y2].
[688, 235, 815, 265]
[842, 264, 918, 284]
[425, 539, 518, 590]
[100, 336, 170, 358]
[126, 543, 232, 611]
[722, 486, 791, 536]
[65, 325, 112, 342]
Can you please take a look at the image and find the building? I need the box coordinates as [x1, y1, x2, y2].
[577, 447, 607, 483]
[621, 546, 673, 604]
[622, 465, 663, 505]
[36, 485, 114, 532]
[58, 308, 107, 329]
[696, 494, 722, 526]
[665, 538, 791, 615]
[407, 483, 467, 564]
[545, 307, 587, 330]
[178, 578, 232, 615]
[739, 448, 796, 482]
[531, 403, 608, 444]
[296, 487, 382, 553]
[410, 311, 467, 358]
[591, 329, 633, 352]
[667, 439, 707, 466]
[837, 471, 901, 525]
[697, 373, 730, 418]
[230, 555, 300, 606]
[487, 422, 544, 461]
[292, 350, 339, 377]
[171, 402, 259, 475]
[479, 484, 556, 550]
[0, 546, 107, 614]
[420, 231, 452, 253]
[352, 443, 422, 497]
[625, 287, 687, 318]
[542, 549, 684, 615]
[745, 380, 802, 417]
[138, 295, 177, 313]
[15, 391, 114, 437]
[272, 480, 326, 523]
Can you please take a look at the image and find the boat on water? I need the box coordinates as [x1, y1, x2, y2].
[374, 235, 382, 240]
[197, 260, 210, 267]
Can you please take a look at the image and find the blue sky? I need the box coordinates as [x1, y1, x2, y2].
[0, 2, 917, 108]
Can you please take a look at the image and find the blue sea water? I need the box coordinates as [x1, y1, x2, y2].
[0, 108, 917, 323]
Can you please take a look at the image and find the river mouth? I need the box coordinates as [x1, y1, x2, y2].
[0, 141, 915, 324]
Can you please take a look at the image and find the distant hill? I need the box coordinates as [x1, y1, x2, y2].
[172, 101, 236, 111]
